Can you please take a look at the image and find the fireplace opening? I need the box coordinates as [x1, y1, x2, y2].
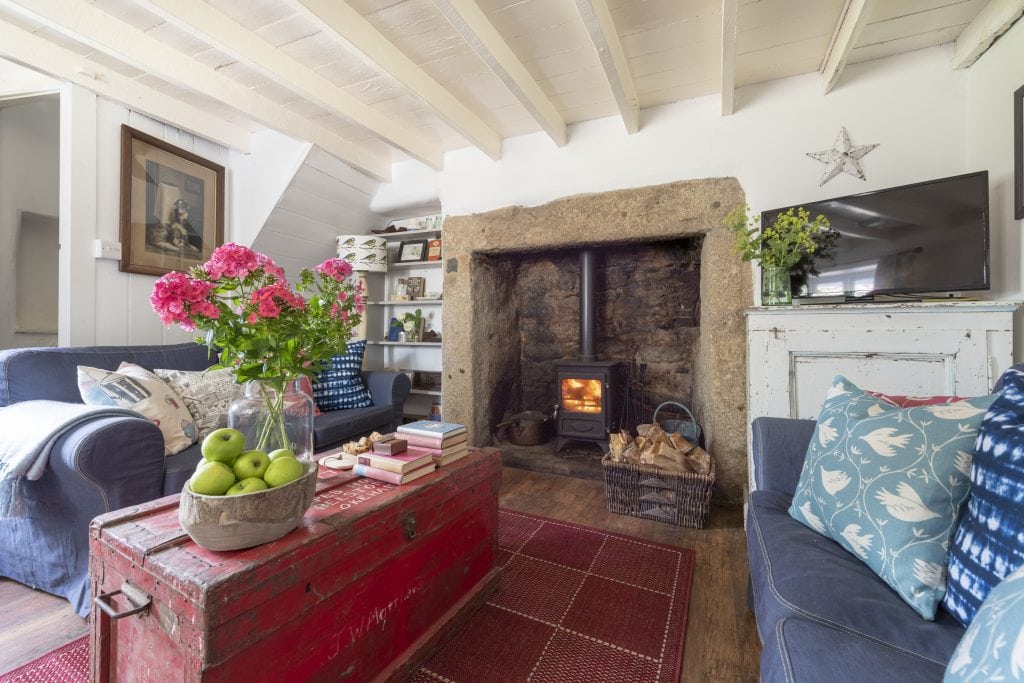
[481, 236, 703, 467]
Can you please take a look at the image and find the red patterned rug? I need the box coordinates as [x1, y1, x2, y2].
[1, 510, 694, 683]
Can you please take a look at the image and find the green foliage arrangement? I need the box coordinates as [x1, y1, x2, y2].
[725, 205, 834, 269]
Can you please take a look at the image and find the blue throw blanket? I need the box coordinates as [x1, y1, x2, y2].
[0, 401, 142, 517]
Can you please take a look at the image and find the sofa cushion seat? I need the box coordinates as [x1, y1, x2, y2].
[747, 489, 963, 667]
[761, 617, 948, 683]
[313, 404, 396, 450]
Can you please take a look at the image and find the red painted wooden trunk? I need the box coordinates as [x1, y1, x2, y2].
[88, 450, 501, 682]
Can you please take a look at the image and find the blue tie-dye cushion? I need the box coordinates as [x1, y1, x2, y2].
[789, 375, 996, 619]
[944, 368, 1024, 627]
[944, 564, 1024, 681]
[311, 340, 373, 411]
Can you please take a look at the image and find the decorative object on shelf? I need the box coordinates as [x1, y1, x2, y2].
[405, 276, 425, 299]
[387, 317, 402, 341]
[119, 125, 225, 276]
[400, 308, 424, 342]
[414, 371, 442, 390]
[427, 239, 442, 261]
[336, 235, 387, 273]
[397, 239, 428, 262]
[1015, 83, 1023, 220]
[725, 205, 836, 306]
[806, 127, 879, 186]
[150, 242, 365, 458]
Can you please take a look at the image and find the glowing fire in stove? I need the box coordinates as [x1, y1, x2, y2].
[561, 377, 602, 414]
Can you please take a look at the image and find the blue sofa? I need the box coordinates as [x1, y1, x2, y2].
[0, 342, 410, 617]
[747, 416, 966, 681]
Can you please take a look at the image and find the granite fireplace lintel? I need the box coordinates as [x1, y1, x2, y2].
[440, 178, 752, 502]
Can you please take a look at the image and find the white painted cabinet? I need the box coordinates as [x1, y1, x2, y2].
[745, 301, 1018, 493]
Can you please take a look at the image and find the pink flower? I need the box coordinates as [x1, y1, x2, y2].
[249, 282, 306, 321]
[151, 272, 216, 329]
[315, 258, 354, 282]
[203, 243, 263, 280]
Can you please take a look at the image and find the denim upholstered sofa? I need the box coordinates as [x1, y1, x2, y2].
[0, 343, 410, 617]
[742, 361, 1024, 681]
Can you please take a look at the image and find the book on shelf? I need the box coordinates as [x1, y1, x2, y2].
[397, 420, 466, 439]
[353, 462, 436, 485]
[356, 448, 431, 474]
[402, 431, 469, 449]
[432, 446, 469, 467]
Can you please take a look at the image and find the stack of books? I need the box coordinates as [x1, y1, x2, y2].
[396, 420, 469, 467]
[352, 421, 468, 484]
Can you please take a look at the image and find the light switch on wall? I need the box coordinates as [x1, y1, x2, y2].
[93, 239, 122, 260]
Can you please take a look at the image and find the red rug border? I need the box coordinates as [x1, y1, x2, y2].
[1, 508, 697, 683]
[497, 507, 696, 683]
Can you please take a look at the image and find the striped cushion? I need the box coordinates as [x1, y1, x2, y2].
[312, 341, 373, 411]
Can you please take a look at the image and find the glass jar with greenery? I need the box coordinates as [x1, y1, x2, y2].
[725, 205, 835, 305]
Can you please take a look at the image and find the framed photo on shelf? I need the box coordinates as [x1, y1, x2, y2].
[1015, 82, 1023, 220]
[405, 276, 425, 299]
[397, 239, 428, 262]
[119, 125, 225, 276]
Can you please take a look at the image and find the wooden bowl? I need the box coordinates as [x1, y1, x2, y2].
[178, 460, 318, 551]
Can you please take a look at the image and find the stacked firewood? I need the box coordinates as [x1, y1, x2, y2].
[608, 422, 713, 475]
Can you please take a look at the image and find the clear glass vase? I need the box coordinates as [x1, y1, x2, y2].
[227, 379, 314, 459]
[761, 266, 793, 306]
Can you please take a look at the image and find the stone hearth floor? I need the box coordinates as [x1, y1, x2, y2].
[496, 439, 606, 481]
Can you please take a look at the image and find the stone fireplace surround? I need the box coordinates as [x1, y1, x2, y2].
[441, 178, 751, 502]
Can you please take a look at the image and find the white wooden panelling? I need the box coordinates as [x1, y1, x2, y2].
[745, 302, 1019, 494]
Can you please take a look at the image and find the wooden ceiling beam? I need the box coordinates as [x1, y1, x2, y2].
[295, 0, 503, 160]
[574, 0, 639, 134]
[1, 0, 391, 180]
[821, 0, 874, 94]
[431, 0, 566, 147]
[134, 0, 443, 170]
[952, 0, 1024, 69]
[0, 21, 252, 152]
[720, 0, 738, 116]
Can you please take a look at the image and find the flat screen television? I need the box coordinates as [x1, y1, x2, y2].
[762, 171, 990, 301]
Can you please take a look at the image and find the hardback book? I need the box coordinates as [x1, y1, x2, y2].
[353, 462, 436, 485]
[356, 448, 431, 474]
[433, 447, 469, 467]
[411, 442, 469, 458]
[402, 432, 469, 449]
[398, 420, 467, 439]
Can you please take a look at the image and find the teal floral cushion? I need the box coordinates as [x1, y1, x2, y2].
[944, 564, 1024, 681]
[789, 376, 996, 619]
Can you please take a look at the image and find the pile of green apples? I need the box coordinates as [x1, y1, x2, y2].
[188, 427, 306, 496]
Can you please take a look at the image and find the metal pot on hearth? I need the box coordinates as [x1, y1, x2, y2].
[498, 410, 553, 446]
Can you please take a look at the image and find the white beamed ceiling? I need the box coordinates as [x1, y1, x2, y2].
[0, 0, 1019, 179]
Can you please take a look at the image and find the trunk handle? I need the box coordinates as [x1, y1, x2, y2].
[94, 581, 152, 620]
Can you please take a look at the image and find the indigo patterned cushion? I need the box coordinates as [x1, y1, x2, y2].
[312, 341, 373, 411]
[944, 368, 1024, 627]
[944, 564, 1024, 681]
[789, 375, 995, 619]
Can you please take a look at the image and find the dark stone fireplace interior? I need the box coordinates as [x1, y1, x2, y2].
[482, 237, 703, 477]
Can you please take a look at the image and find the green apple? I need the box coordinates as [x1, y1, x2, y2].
[268, 448, 296, 461]
[225, 477, 269, 496]
[232, 450, 271, 480]
[263, 456, 305, 488]
[201, 428, 246, 464]
[188, 461, 236, 496]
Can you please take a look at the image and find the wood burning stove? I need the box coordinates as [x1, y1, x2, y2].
[555, 248, 622, 451]
[556, 360, 622, 451]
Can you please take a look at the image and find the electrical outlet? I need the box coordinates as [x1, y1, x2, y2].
[94, 239, 122, 260]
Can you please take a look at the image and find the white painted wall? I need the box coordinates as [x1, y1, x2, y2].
[0, 95, 59, 349]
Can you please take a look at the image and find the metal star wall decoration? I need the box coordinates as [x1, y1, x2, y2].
[807, 127, 879, 186]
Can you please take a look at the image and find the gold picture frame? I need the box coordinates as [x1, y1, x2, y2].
[119, 125, 225, 276]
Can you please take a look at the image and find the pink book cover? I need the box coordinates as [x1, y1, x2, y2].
[356, 449, 432, 474]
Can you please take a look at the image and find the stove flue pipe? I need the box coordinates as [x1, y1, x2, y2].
[579, 248, 595, 361]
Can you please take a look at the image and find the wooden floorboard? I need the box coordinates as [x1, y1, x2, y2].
[0, 466, 759, 680]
